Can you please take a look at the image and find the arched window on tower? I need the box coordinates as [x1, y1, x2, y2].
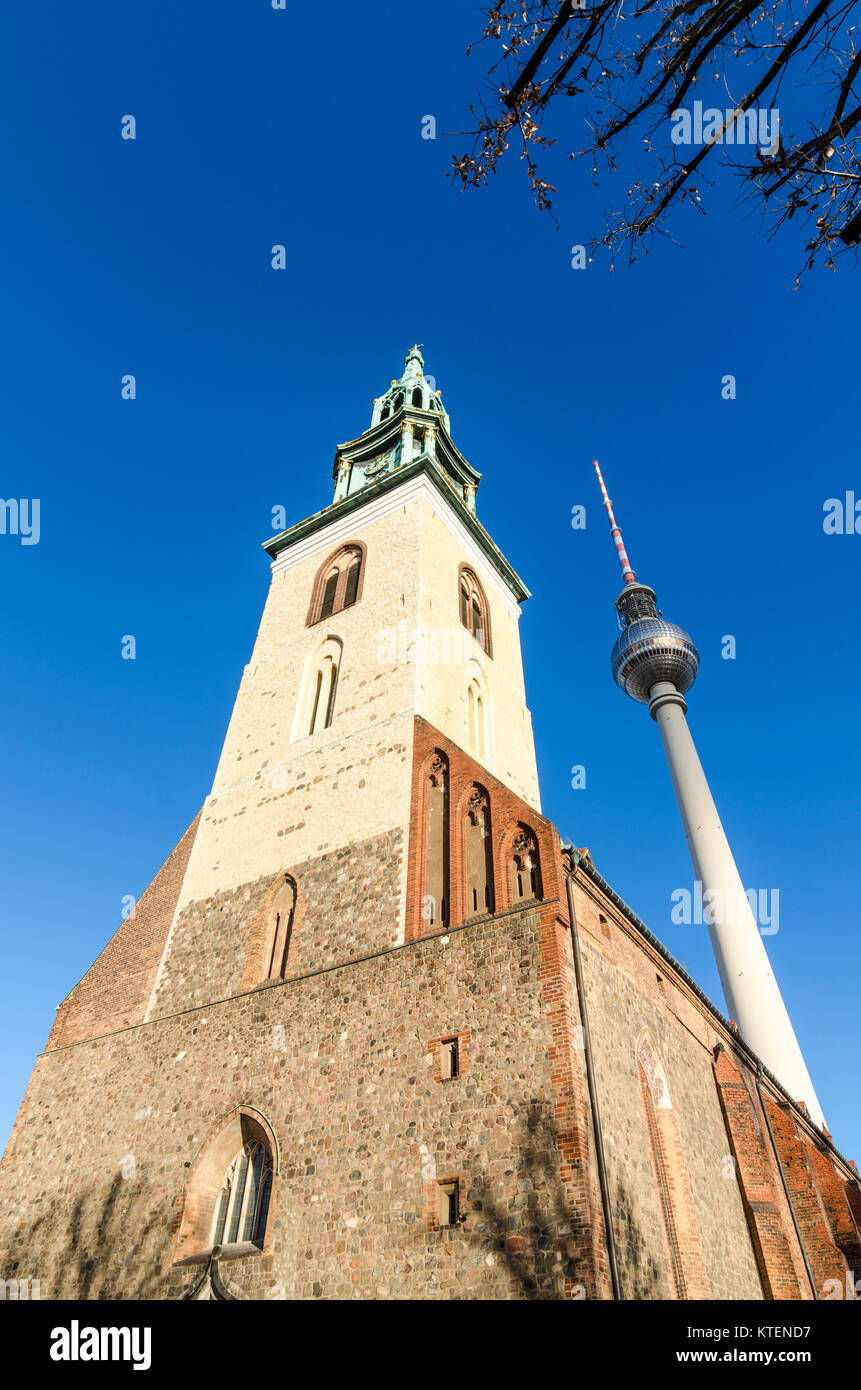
[411, 386, 423, 407]
[308, 544, 366, 626]
[467, 679, 487, 760]
[458, 566, 492, 656]
[464, 785, 494, 918]
[393, 392, 404, 411]
[510, 826, 542, 904]
[380, 402, 390, 421]
[265, 875, 297, 981]
[309, 655, 337, 733]
[211, 1141, 273, 1249]
[422, 753, 449, 929]
[295, 637, 343, 739]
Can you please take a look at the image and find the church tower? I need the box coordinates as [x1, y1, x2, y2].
[140, 345, 541, 1023]
[1, 349, 858, 1303]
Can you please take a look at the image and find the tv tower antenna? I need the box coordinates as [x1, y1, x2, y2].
[593, 460, 824, 1129]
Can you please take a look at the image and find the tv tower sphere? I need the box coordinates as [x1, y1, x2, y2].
[611, 584, 699, 704]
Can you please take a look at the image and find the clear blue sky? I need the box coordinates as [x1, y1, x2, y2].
[1, 3, 858, 1162]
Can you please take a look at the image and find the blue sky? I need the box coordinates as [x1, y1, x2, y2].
[1, 3, 858, 1162]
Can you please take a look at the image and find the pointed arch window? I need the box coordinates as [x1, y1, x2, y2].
[458, 566, 492, 656]
[467, 680, 487, 760]
[510, 826, 542, 904]
[464, 785, 494, 918]
[266, 876, 297, 981]
[295, 636, 342, 738]
[307, 543, 366, 626]
[411, 386, 423, 407]
[637, 1033, 686, 1299]
[380, 403, 390, 420]
[423, 753, 449, 929]
[309, 655, 338, 733]
[211, 1142, 273, 1249]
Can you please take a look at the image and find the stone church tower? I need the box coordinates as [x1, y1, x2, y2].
[1, 349, 858, 1301]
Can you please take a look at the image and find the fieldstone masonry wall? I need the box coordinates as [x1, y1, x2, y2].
[0, 911, 593, 1301]
[149, 828, 404, 1018]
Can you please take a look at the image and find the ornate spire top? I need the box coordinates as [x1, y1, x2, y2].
[331, 348, 481, 515]
[404, 345, 424, 379]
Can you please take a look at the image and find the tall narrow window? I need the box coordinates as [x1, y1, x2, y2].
[266, 876, 297, 981]
[412, 386, 423, 407]
[442, 1037, 460, 1078]
[510, 827, 542, 904]
[637, 1034, 686, 1299]
[296, 637, 343, 740]
[320, 570, 339, 619]
[307, 544, 366, 626]
[211, 1142, 273, 1250]
[467, 679, 487, 760]
[309, 655, 337, 733]
[464, 786, 493, 918]
[457, 567, 492, 656]
[438, 1180, 460, 1227]
[344, 556, 360, 607]
[423, 753, 449, 928]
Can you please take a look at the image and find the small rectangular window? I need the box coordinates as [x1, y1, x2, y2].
[438, 1180, 459, 1227]
[442, 1037, 459, 1079]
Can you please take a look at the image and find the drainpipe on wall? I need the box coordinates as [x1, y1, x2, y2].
[564, 859, 622, 1301]
[755, 1064, 819, 1301]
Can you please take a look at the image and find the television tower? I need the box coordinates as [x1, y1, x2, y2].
[594, 461, 825, 1129]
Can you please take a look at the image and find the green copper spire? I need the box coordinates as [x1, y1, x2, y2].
[331, 347, 481, 513]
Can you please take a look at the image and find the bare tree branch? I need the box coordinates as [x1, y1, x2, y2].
[452, 0, 861, 277]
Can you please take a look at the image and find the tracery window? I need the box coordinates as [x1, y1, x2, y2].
[637, 1033, 686, 1299]
[510, 826, 542, 903]
[309, 544, 364, 626]
[211, 1142, 273, 1249]
[464, 785, 494, 918]
[458, 566, 492, 655]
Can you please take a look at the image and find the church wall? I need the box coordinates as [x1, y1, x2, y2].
[570, 877, 767, 1300]
[0, 908, 598, 1301]
[147, 827, 405, 1019]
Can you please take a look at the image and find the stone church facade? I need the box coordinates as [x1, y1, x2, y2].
[1, 348, 858, 1300]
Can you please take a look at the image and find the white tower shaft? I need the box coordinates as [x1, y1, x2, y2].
[649, 681, 825, 1128]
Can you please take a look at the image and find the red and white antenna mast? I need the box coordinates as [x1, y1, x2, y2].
[593, 460, 637, 587]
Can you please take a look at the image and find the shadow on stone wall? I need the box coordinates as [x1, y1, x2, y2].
[4, 1104, 666, 1301]
[464, 1098, 588, 1299]
[612, 1175, 665, 1299]
[4, 1173, 171, 1300]
[466, 1098, 664, 1301]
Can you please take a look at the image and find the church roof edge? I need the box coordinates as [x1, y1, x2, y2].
[263, 456, 530, 603]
